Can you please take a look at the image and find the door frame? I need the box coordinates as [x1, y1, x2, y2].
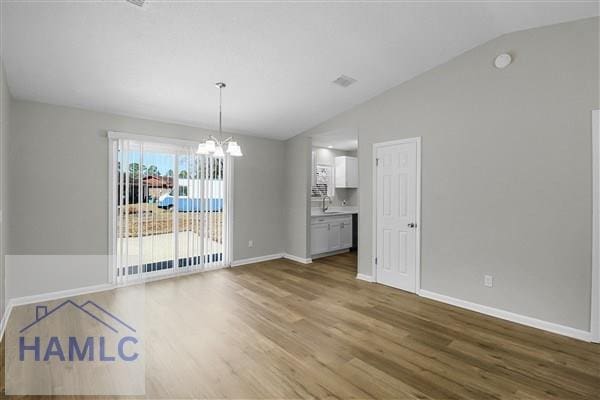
[592, 110, 600, 342]
[372, 137, 422, 293]
[107, 130, 235, 285]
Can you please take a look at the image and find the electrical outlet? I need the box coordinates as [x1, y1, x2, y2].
[484, 275, 493, 288]
[248, 240, 253, 248]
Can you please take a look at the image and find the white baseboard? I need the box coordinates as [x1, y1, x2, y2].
[283, 253, 313, 264]
[10, 283, 115, 307]
[418, 289, 593, 342]
[0, 282, 115, 342]
[231, 253, 284, 267]
[233, 253, 314, 267]
[356, 273, 374, 282]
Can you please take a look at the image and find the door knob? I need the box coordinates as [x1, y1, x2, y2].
[408, 223, 416, 228]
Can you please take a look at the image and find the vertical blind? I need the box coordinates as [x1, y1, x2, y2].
[111, 136, 232, 284]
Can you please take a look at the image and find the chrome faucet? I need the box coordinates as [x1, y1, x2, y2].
[322, 196, 331, 212]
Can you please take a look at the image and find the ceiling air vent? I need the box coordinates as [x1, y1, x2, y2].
[332, 75, 357, 88]
[126, 0, 145, 7]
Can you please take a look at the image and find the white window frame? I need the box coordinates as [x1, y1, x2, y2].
[107, 131, 234, 285]
[312, 163, 334, 199]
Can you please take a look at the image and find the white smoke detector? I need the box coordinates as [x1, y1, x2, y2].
[494, 53, 512, 69]
[332, 75, 357, 88]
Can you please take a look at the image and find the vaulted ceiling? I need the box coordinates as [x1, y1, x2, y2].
[1, 1, 597, 139]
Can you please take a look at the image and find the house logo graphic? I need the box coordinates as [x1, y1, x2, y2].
[18, 299, 139, 362]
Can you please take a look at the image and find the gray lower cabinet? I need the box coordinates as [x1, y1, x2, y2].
[311, 215, 353, 255]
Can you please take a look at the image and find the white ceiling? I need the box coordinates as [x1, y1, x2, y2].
[311, 128, 358, 151]
[1, 1, 597, 140]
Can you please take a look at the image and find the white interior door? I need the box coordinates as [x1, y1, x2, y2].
[375, 139, 420, 292]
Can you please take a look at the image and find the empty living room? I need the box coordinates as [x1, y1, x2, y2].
[0, 1, 598, 399]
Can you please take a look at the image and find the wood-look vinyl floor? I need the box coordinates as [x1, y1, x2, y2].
[1, 251, 599, 399]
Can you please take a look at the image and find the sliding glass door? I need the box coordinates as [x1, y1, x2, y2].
[110, 135, 231, 284]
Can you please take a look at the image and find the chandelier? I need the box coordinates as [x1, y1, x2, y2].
[197, 82, 243, 157]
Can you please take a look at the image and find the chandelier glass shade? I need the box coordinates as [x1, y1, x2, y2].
[197, 82, 243, 157]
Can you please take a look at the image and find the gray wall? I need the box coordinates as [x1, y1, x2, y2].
[302, 17, 599, 331]
[311, 147, 359, 207]
[234, 134, 285, 259]
[0, 58, 11, 320]
[7, 100, 285, 298]
[283, 134, 311, 259]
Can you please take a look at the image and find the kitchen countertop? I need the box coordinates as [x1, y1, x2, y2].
[311, 207, 358, 217]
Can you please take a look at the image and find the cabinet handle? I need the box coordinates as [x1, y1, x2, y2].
[328, 224, 330, 231]
[341, 223, 344, 228]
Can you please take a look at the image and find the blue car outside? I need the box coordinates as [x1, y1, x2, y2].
[157, 195, 223, 212]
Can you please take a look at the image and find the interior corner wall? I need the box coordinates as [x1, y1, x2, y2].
[283, 134, 311, 259]
[301, 17, 600, 331]
[0, 57, 11, 321]
[232, 135, 285, 260]
[6, 100, 285, 300]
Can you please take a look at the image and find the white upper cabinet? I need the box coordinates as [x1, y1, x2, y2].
[335, 156, 358, 188]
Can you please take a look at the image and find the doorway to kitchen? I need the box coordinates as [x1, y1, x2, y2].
[108, 132, 232, 284]
[309, 129, 359, 269]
